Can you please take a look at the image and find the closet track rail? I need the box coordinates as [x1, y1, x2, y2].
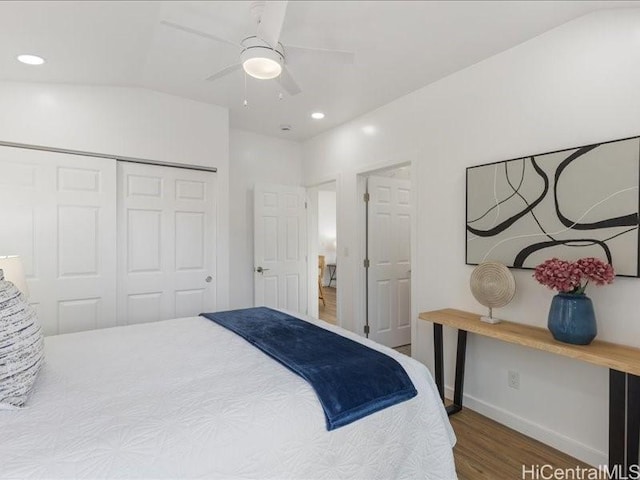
[0, 140, 217, 173]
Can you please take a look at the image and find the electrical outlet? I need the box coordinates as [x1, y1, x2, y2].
[508, 370, 520, 390]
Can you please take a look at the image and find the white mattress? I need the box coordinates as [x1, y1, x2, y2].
[0, 313, 457, 479]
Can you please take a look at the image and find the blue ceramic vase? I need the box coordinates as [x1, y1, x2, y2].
[547, 293, 597, 345]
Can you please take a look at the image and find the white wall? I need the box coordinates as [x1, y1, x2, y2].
[0, 82, 228, 167]
[318, 190, 337, 285]
[302, 9, 640, 465]
[0, 82, 231, 309]
[229, 129, 303, 308]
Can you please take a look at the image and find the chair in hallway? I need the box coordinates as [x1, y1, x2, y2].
[318, 255, 326, 306]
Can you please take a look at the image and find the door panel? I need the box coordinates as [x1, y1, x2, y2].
[58, 298, 101, 334]
[175, 289, 205, 318]
[285, 273, 301, 312]
[254, 183, 307, 314]
[127, 209, 162, 272]
[58, 206, 99, 277]
[263, 276, 279, 309]
[117, 162, 216, 324]
[127, 292, 163, 324]
[175, 212, 205, 270]
[0, 146, 116, 335]
[367, 175, 411, 347]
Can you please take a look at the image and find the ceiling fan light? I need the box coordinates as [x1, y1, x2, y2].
[243, 57, 282, 79]
[241, 46, 283, 80]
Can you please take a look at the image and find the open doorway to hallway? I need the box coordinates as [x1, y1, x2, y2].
[317, 182, 337, 324]
[361, 164, 411, 349]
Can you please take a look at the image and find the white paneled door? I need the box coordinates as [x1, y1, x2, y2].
[0, 146, 117, 335]
[117, 162, 216, 324]
[367, 175, 411, 348]
[254, 183, 307, 314]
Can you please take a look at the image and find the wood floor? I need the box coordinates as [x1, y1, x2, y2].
[318, 286, 337, 325]
[451, 406, 589, 479]
[394, 344, 411, 356]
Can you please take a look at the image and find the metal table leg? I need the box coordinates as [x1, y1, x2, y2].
[627, 374, 640, 471]
[433, 323, 444, 402]
[447, 330, 467, 415]
[609, 369, 625, 475]
[432, 324, 467, 416]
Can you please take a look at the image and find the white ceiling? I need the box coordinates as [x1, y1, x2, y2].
[0, 0, 637, 141]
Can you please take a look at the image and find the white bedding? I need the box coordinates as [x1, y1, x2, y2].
[0, 313, 457, 479]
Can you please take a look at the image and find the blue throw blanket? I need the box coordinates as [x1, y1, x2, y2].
[200, 307, 417, 431]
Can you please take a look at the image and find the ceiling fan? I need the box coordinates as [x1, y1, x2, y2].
[160, 0, 355, 96]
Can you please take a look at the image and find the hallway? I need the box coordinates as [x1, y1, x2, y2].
[318, 287, 336, 325]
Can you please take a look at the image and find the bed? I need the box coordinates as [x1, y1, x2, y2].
[0, 310, 457, 479]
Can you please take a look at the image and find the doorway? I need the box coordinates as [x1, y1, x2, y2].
[362, 165, 411, 349]
[305, 181, 338, 323]
[317, 182, 337, 324]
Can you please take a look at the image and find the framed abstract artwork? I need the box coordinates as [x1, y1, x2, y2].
[466, 135, 640, 277]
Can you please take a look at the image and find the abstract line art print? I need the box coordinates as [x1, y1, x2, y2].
[466, 136, 640, 277]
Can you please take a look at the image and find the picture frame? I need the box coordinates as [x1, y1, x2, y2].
[465, 135, 640, 277]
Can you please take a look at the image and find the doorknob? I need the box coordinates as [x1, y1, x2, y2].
[205, 276, 213, 283]
[256, 266, 270, 274]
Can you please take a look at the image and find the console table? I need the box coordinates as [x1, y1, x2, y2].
[419, 308, 640, 476]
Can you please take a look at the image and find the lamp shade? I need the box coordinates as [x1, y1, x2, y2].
[0, 256, 29, 297]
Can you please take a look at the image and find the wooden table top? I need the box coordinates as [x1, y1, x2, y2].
[419, 308, 640, 376]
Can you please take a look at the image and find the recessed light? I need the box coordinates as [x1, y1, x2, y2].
[311, 112, 325, 120]
[362, 125, 377, 135]
[17, 54, 45, 65]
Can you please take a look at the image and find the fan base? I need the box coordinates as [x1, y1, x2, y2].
[481, 316, 502, 324]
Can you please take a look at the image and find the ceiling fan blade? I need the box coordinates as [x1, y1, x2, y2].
[206, 64, 242, 82]
[160, 20, 241, 49]
[257, 1, 288, 48]
[286, 45, 355, 66]
[276, 66, 302, 96]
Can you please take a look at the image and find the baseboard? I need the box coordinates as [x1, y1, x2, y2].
[444, 385, 607, 466]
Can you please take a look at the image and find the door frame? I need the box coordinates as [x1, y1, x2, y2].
[306, 176, 340, 323]
[356, 162, 412, 342]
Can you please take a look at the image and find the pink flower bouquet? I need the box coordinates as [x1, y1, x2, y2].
[533, 257, 615, 295]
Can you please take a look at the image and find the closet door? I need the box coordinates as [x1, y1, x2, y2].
[117, 163, 216, 324]
[0, 146, 117, 335]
